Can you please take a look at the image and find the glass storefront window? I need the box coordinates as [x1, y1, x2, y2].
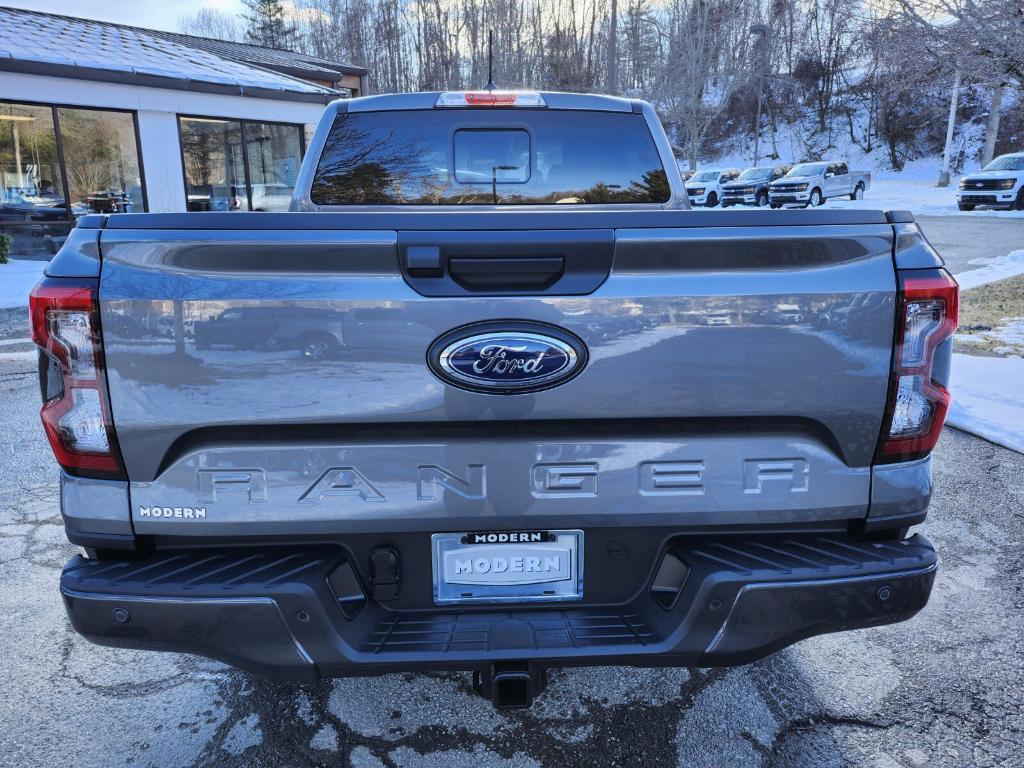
[1, 102, 145, 259]
[57, 108, 144, 215]
[180, 117, 248, 212]
[0, 102, 69, 257]
[245, 122, 302, 211]
[179, 117, 303, 213]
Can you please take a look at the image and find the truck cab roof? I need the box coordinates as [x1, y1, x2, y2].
[333, 90, 641, 114]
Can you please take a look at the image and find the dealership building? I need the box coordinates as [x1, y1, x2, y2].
[0, 6, 366, 258]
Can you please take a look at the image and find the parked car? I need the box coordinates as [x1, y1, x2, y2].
[194, 306, 345, 358]
[684, 167, 741, 207]
[250, 183, 294, 212]
[957, 152, 1024, 211]
[720, 164, 793, 208]
[186, 184, 246, 212]
[768, 161, 871, 208]
[36, 90, 954, 710]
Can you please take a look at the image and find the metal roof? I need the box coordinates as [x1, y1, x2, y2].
[0, 6, 357, 103]
[150, 31, 367, 82]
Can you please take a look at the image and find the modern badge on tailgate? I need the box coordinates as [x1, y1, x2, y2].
[428, 321, 587, 394]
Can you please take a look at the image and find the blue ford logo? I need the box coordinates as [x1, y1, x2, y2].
[429, 322, 587, 393]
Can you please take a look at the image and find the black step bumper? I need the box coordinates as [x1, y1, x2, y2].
[61, 533, 937, 679]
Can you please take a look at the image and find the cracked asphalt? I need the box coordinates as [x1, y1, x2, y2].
[1, 303, 1022, 768]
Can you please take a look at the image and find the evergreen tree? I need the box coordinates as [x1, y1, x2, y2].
[243, 0, 298, 50]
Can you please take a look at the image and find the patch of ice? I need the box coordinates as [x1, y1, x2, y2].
[987, 319, 1024, 346]
[953, 334, 985, 346]
[221, 713, 262, 756]
[309, 724, 338, 751]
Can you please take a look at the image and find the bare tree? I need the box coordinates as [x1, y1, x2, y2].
[657, 0, 755, 170]
[183, 0, 1020, 174]
[179, 9, 245, 41]
[792, 0, 856, 140]
[895, 0, 1024, 164]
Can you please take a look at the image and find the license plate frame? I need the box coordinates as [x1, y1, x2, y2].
[431, 529, 583, 605]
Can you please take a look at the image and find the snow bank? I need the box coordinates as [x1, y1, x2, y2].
[0, 259, 45, 309]
[947, 353, 1024, 454]
[955, 251, 1024, 290]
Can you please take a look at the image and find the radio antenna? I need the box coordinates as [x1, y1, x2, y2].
[484, 30, 496, 91]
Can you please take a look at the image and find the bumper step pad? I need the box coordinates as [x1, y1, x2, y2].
[61, 533, 937, 677]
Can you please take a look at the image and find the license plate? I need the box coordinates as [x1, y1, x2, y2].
[431, 530, 583, 605]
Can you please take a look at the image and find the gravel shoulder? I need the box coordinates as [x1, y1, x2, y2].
[1, 301, 1022, 767]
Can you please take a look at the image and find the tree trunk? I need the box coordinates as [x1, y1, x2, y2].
[981, 81, 1005, 166]
[607, 0, 618, 93]
[937, 68, 960, 187]
[767, 100, 779, 160]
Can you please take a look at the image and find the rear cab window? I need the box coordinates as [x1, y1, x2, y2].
[310, 109, 669, 205]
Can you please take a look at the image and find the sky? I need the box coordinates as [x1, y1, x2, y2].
[0, 0, 247, 33]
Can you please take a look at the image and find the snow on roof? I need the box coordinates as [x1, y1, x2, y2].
[0, 6, 339, 102]
[152, 31, 366, 80]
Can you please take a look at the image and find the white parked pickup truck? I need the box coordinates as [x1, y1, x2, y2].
[957, 152, 1024, 211]
[769, 161, 871, 208]
[684, 168, 741, 207]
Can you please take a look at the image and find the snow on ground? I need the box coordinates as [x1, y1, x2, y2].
[955, 250, 1024, 289]
[0, 259, 45, 309]
[829, 179, 1024, 218]
[947, 251, 1024, 454]
[947, 354, 1024, 454]
[987, 319, 1024, 348]
[696, 138, 1024, 218]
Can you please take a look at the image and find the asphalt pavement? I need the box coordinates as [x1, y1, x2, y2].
[1, 214, 1022, 767]
[917, 215, 1024, 276]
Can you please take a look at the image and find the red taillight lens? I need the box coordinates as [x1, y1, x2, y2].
[435, 91, 547, 108]
[876, 269, 959, 463]
[29, 277, 125, 478]
[464, 91, 518, 106]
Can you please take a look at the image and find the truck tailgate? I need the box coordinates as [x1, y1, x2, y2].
[96, 212, 896, 535]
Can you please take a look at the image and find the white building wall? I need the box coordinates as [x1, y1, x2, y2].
[1, 72, 328, 213]
[136, 110, 186, 212]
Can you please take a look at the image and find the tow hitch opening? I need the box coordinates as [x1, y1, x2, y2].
[473, 663, 546, 708]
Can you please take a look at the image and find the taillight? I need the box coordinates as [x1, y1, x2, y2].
[875, 269, 959, 463]
[435, 91, 547, 108]
[29, 277, 125, 479]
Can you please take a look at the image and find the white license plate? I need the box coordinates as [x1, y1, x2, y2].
[431, 530, 583, 605]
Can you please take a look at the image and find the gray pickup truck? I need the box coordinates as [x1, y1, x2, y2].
[769, 161, 871, 208]
[34, 91, 957, 709]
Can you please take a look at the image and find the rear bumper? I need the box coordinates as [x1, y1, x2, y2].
[61, 533, 937, 678]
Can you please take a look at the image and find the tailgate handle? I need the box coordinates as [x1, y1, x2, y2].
[448, 256, 565, 292]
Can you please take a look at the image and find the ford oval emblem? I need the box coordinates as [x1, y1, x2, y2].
[428, 322, 587, 394]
